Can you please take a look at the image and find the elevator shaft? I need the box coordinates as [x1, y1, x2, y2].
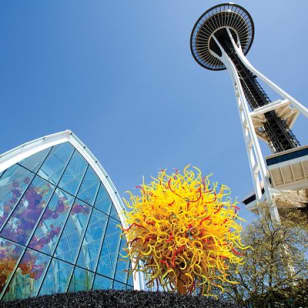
[215, 31, 300, 153]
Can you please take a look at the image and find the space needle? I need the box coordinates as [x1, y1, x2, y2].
[190, 3, 308, 224]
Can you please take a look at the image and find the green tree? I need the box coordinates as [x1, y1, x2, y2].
[217, 210, 308, 307]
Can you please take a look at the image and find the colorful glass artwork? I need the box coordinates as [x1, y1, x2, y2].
[122, 166, 247, 296]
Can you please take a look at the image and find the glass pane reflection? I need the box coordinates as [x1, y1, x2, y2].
[110, 205, 120, 221]
[77, 209, 108, 271]
[77, 167, 100, 206]
[54, 200, 91, 263]
[29, 189, 74, 254]
[0, 165, 34, 230]
[114, 237, 129, 283]
[0, 238, 24, 294]
[3, 249, 50, 300]
[127, 272, 133, 287]
[68, 267, 94, 292]
[58, 151, 87, 195]
[94, 184, 112, 214]
[38, 143, 74, 185]
[19, 148, 50, 173]
[39, 259, 73, 296]
[92, 274, 112, 290]
[97, 218, 121, 278]
[0, 176, 54, 245]
[113, 281, 126, 290]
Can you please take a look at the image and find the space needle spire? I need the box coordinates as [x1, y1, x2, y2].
[190, 3, 308, 223]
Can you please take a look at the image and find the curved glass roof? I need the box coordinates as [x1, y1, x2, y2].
[0, 136, 133, 301]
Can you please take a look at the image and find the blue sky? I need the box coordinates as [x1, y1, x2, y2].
[1, 1, 307, 224]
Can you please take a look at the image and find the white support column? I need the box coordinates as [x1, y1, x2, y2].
[212, 32, 282, 224]
[132, 268, 143, 291]
[230, 37, 308, 119]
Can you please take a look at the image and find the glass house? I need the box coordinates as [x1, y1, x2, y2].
[0, 130, 140, 301]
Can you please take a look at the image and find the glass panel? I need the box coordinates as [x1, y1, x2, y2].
[77, 209, 108, 271]
[39, 259, 73, 296]
[127, 270, 133, 287]
[0, 176, 54, 245]
[54, 200, 91, 263]
[110, 205, 121, 221]
[92, 274, 112, 290]
[29, 189, 74, 255]
[126, 285, 133, 290]
[68, 267, 94, 292]
[113, 281, 126, 290]
[0, 165, 34, 230]
[38, 143, 74, 185]
[19, 148, 50, 173]
[3, 249, 50, 300]
[0, 238, 24, 295]
[58, 151, 87, 195]
[77, 167, 100, 206]
[94, 184, 112, 214]
[114, 237, 129, 283]
[97, 218, 121, 278]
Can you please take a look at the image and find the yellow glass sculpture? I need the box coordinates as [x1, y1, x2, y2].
[122, 166, 247, 296]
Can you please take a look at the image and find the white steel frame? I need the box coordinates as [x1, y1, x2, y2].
[0, 129, 143, 291]
[210, 28, 308, 224]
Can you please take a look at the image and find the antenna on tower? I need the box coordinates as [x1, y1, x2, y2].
[190, 3, 308, 224]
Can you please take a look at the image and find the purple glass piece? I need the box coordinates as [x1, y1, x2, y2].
[0, 166, 34, 230]
[71, 202, 90, 215]
[29, 189, 74, 254]
[0, 177, 54, 245]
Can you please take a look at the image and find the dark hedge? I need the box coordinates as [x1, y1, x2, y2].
[0, 290, 240, 308]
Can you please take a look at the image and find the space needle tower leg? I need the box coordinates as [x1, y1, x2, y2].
[210, 32, 280, 223]
[233, 44, 308, 119]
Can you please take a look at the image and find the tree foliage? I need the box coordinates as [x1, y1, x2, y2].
[216, 210, 308, 307]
